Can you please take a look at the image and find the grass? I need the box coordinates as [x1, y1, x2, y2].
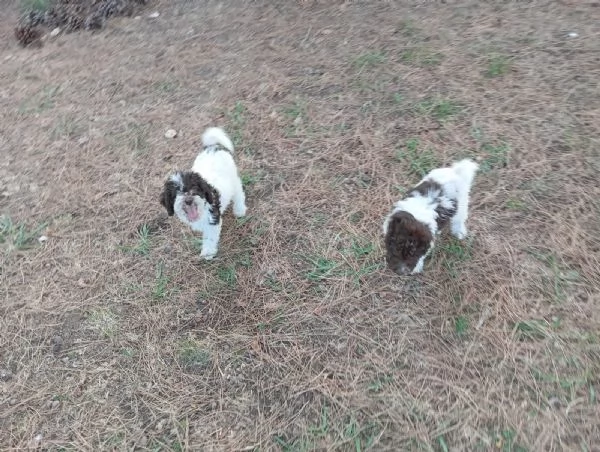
[401, 47, 444, 67]
[240, 172, 261, 188]
[352, 51, 387, 71]
[480, 142, 510, 172]
[368, 375, 393, 393]
[20, 0, 50, 14]
[305, 256, 339, 282]
[226, 101, 246, 146]
[151, 262, 171, 302]
[120, 223, 151, 255]
[216, 264, 237, 287]
[177, 339, 212, 371]
[87, 308, 118, 338]
[527, 249, 580, 303]
[455, 316, 469, 337]
[416, 97, 462, 121]
[126, 122, 149, 155]
[395, 138, 438, 177]
[513, 320, 550, 341]
[19, 85, 60, 114]
[51, 115, 80, 140]
[0, 215, 46, 252]
[485, 55, 511, 78]
[3, 1, 599, 451]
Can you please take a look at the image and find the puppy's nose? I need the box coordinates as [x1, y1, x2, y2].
[185, 198, 194, 206]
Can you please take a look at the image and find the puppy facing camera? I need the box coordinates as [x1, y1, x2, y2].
[160, 127, 247, 260]
[382, 158, 478, 275]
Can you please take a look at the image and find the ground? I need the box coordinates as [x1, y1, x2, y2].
[1, 0, 599, 450]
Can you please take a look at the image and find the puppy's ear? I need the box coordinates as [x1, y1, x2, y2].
[207, 186, 221, 225]
[186, 172, 221, 225]
[160, 180, 178, 216]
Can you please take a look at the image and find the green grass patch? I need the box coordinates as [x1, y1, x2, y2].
[151, 262, 171, 302]
[240, 172, 261, 189]
[494, 429, 527, 452]
[0, 215, 46, 252]
[352, 51, 387, 71]
[20, 0, 50, 13]
[416, 97, 462, 121]
[216, 264, 237, 287]
[368, 375, 394, 393]
[395, 138, 438, 177]
[177, 339, 212, 371]
[485, 55, 511, 78]
[19, 85, 60, 114]
[88, 308, 118, 338]
[120, 223, 151, 256]
[305, 256, 340, 282]
[505, 197, 527, 211]
[401, 47, 444, 67]
[226, 101, 246, 147]
[480, 142, 509, 172]
[513, 320, 550, 341]
[454, 315, 469, 337]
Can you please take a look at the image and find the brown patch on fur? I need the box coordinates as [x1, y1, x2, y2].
[159, 171, 221, 225]
[409, 179, 457, 230]
[435, 201, 457, 230]
[411, 179, 442, 197]
[385, 211, 433, 274]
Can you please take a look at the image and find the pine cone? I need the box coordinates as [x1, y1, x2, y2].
[14, 25, 42, 47]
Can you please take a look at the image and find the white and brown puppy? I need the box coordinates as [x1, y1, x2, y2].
[383, 158, 478, 275]
[160, 127, 247, 260]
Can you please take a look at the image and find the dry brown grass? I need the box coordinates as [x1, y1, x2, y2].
[1, 0, 600, 450]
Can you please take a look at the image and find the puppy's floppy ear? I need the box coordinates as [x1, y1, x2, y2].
[183, 172, 221, 225]
[160, 179, 178, 216]
[206, 186, 221, 225]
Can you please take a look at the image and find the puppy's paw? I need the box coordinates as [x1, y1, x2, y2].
[200, 249, 217, 260]
[233, 204, 247, 218]
[451, 224, 467, 240]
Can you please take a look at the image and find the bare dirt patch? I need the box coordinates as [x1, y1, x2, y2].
[1, 0, 599, 450]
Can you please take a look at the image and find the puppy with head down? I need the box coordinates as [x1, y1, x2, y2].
[383, 159, 478, 275]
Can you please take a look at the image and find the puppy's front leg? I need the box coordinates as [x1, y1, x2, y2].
[200, 221, 222, 260]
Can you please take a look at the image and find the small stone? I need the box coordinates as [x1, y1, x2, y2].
[50, 28, 60, 37]
[164, 129, 177, 139]
[322, 29, 332, 35]
[148, 12, 160, 18]
[293, 116, 303, 126]
[567, 32, 578, 38]
[0, 369, 13, 381]
[51, 335, 63, 354]
[548, 396, 561, 409]
[38, 235, 48, 243]
[51, 400, 60, 409]
[9, 399, 17, 406]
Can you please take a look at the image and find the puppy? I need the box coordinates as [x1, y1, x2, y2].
[160, 127, 247, 260]
[383, 158, 478, 275]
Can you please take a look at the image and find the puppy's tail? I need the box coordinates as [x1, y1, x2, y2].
[202, 127, 234, 154]
[452, 158, 479, 186]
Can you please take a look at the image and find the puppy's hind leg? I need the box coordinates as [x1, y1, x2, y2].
[450, 159, 478, 240]
[451, 201, 469, 240]
[200, 220, 222, 260]
[232, 178, 247, 218]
